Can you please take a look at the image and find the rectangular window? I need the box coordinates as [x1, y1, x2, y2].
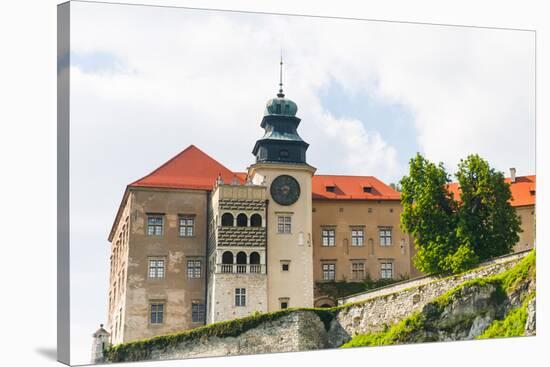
[380, 262, 394, 279]
[322, 263, 336, 281]
[235, 288, 246, 307]
[379, 227, 392, 246]
[147, 215, 164, 236]
[191, 301, 205, 323]
[281, 302, 288, 309]
[187, 259, 202, 278]
[277, 216, 291, 233]
[322, 229, 336, 246]
[150, 303, 164, 324]
[351, 229, 364, 246]
[282, 263, 289, 271]
[179, 216, 195, 237]
[148, 259, 165, 279]
[352, 262, 365, 280]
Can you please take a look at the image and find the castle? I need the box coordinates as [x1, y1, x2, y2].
[92, 67, 536, 360]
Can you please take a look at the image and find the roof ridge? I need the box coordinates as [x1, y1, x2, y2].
[129, 144, 236, 187]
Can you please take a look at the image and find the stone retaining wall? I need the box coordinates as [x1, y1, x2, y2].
[148, 311, 328, 362]
[329, 251, 530, 346]
[339, 250, 530, 305]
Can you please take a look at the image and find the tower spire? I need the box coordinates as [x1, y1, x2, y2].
[277, 52, 285, 98]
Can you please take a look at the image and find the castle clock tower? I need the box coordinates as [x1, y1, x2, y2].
[248, 60, 316, 311]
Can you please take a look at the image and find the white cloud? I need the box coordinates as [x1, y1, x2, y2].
[68, 3, 534, 364]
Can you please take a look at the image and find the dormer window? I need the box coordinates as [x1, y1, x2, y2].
[363, 186, 372, 193]
[326, 186, 335, 193]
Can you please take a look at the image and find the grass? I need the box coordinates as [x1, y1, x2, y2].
[340, 313, 425, 347]
[340, 250, 535, 348]
[476, 293, 535, 339]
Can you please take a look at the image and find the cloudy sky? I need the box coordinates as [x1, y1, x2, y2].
[68, 1, 535, 364]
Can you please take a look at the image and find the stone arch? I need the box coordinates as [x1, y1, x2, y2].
[250, 213, 262, 227]
[236, 213, 248, 227]
[221, 213, 234, 227]
[249, 251, 260, 264]
[222, 251, 234, 264]
[314, 297, 336, 308]
[236, 251, 247, 264]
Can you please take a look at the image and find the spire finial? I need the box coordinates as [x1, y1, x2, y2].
[277, 51, 285, 98]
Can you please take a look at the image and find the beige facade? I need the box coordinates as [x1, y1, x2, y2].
[108, 187, 208, 344]
[514, 205, 536, 252]
[249, 162, 316, 311]
[312, 199, 415, 306]
[107, 179, 536, 345]
[107, 180, 536, 344]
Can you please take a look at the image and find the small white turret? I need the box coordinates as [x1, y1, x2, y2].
[91, 324, 110, 364]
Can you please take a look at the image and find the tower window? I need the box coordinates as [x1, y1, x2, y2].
[277, 216, 291, 233]
[250, 213, 262, 227]
[279, 149, 289, 158]
[221, 213, 234, 227]
[235, 288, 246, 307]
[236, 213, 248, 227]
[281, 260, 290, 272]
[276, 103, 281, 114]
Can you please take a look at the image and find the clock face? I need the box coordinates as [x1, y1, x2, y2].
[270, 175, 301, 206]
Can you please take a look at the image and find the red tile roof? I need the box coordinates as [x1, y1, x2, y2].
[127, 147, 401, 201]
[234, 172, 248, 182]
[124, 144, 535, 207]
[447, 175, 536, 207]
[312, 175, 401, 201]
[129, 145, 244, 190]
[110, 144, 535, 241]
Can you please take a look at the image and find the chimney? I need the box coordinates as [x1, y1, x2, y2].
[510, 168, 516, 183]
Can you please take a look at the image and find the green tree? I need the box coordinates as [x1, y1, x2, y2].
[400, 153, 519, 274]
[400, 154, 467, 274]
[455, 154, 521, 261]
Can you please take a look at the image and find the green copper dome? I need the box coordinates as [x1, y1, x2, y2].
[264, 96, 298, 117]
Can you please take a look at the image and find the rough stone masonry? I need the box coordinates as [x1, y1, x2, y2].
[105, 251, 533, 363]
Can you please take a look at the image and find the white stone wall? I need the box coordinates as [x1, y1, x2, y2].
[210, 273, 268, 322]
[146, 311, 327, 361]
